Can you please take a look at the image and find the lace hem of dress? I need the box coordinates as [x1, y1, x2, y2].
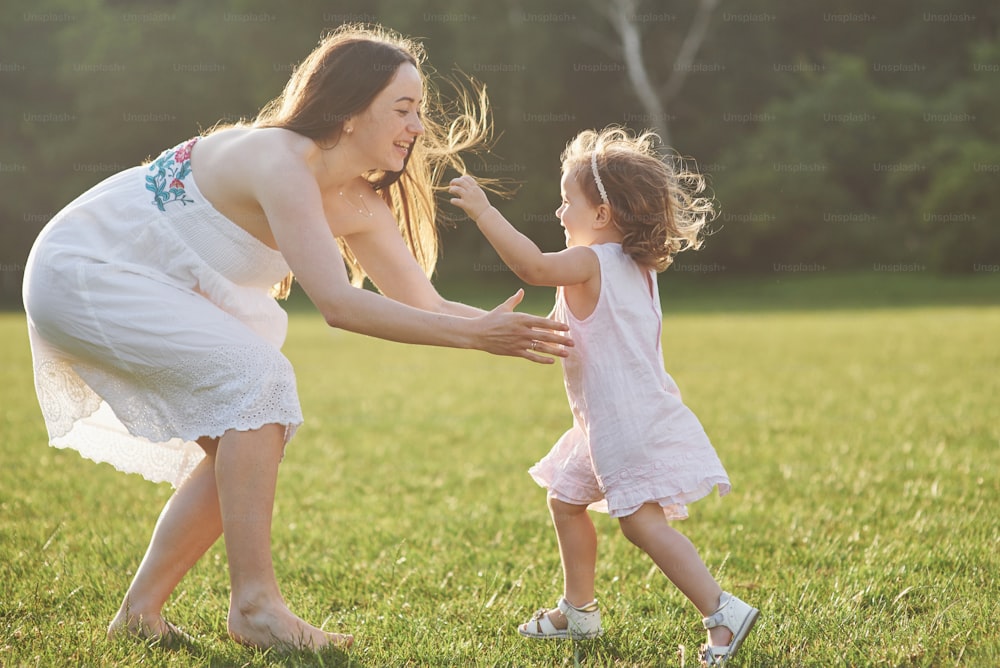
[49, 402, 300, 487]
[530, 449, 731, 521]
[33, 341, 303, 487]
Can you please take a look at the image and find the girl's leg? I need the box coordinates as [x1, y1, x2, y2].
[215, 424, 351, 650]
[535, 496, 598, 629]
[617, 503, 731, 646]
[550, 497, 598, 607]
[108, 438, 223, 640]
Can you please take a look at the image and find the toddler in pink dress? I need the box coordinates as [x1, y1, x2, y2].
[450, 127, 760, 666]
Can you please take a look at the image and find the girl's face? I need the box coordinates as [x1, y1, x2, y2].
[555, 169, 602, 247]
[351, 62, 425, 173]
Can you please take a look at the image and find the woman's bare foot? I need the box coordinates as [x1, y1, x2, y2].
[107, 608, 193, 646]
[227, 601, 353, 651]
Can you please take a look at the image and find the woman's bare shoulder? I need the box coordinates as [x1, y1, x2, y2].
[198, 126, 314, 170]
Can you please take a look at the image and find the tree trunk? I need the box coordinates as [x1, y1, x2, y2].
[604, 0, 721, 151]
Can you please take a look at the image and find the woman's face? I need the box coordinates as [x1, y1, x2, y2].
[351, 62, 425, 173]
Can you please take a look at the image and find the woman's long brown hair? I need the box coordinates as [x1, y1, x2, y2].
[252, 24, 493, 298]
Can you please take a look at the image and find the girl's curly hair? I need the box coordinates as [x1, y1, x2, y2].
[561, 126, 715, 271]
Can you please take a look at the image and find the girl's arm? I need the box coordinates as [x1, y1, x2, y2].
[254, 151, 569, 362]
[449, 175, 598, 288]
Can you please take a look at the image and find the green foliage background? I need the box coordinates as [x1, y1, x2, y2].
[2, 0, 999, 306]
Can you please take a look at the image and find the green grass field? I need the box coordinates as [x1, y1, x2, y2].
[1, 275, 998, 667]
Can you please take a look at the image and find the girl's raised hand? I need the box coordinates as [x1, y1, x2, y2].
[474, 289, 571, 363]
[449, 175, 493, 221]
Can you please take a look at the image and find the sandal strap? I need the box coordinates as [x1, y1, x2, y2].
[519, 598, 603, 639]
[700, 592, 760, 666]
[701, 643, 729, 666]
[558, 597, 599, 615]
[702, 591, 749, 630]
[528, 610, 561, 636]
[556, 597, 602, 637]
[529, 607, 548, 622]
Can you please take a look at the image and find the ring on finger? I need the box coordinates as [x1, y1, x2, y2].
[529, 340, 538, 351]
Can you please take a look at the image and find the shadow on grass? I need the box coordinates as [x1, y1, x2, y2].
[104, 631, 355, 668]
[565, 636, 640, 667]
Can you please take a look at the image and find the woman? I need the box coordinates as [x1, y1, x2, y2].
[22, 24, 569, 651]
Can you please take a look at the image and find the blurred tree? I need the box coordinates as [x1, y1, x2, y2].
[590, 0, 720, 149]
[385, 0, 609, 281]
[3, 0, 999, 306]
[705, 55, 928, 271]
[886, 39, 1000, 272]
[1, 0, 79, 300]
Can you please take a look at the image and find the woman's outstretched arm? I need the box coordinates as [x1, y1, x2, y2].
[255, 152, 570, 362]
[339, 207, 486, 317]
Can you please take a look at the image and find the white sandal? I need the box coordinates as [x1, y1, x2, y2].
[518, 597, 603, 640]
[700, 592, 759, 666]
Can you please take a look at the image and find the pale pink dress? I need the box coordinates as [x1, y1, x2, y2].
[530, 243, 731, 519]
[22, 138, 302, 488]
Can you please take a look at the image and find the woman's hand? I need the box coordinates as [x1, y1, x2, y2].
[449, 175, 493, 221]
[473, 290, 572, 363]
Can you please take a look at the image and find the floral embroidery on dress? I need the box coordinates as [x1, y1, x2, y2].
[146, 138, 198, 211]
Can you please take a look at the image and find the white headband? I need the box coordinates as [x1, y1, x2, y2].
[591, 151, 608, 204]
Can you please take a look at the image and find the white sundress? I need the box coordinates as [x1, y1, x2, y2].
[530, 243, 731, 519]
[22, 137, 303, 488]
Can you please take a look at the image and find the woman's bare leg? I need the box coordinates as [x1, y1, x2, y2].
[108, 439, 223, 641]
[215, 424, 352, 650]
[109, 428, 351, 651]
[618, 504, 730, 646]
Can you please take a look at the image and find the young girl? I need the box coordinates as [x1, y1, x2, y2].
[449, 127, 759, 666]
